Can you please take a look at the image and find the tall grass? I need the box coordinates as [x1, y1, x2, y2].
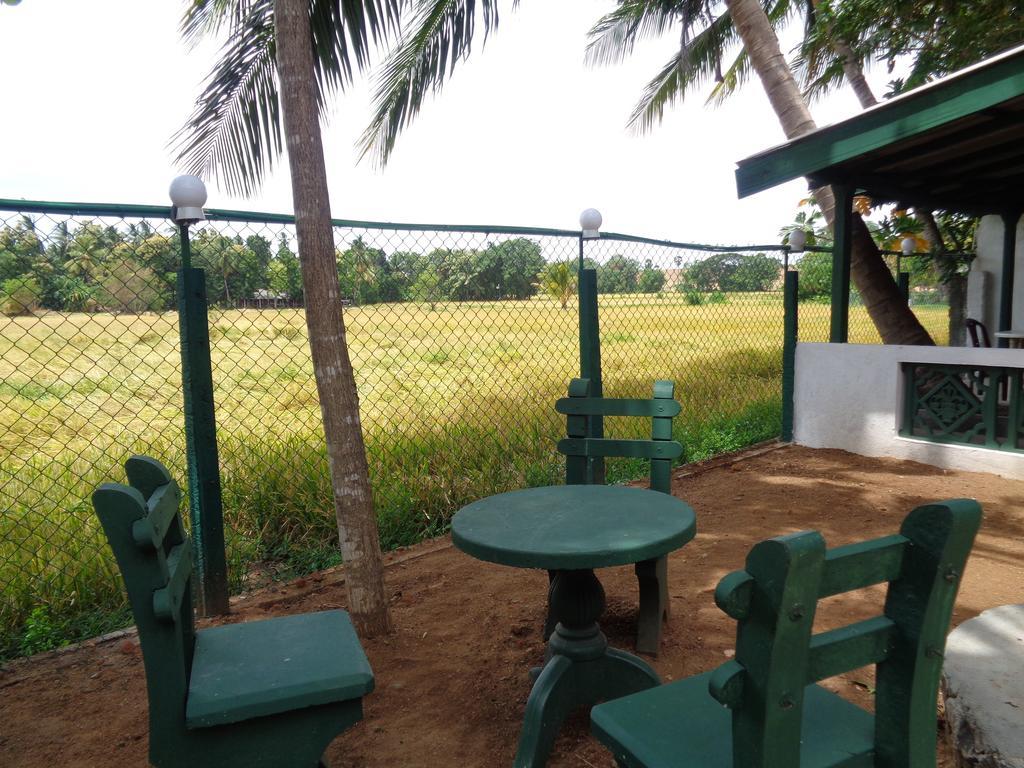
[0, 294, 949, 658]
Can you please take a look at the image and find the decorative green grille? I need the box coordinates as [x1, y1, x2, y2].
[901, 362, 1023, 451]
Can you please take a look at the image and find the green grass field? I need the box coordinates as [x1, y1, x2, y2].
[0, 293, 949, 657]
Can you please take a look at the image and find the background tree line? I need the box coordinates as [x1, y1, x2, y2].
[675, 251, 780, 293]
[0, 216, 748, 316]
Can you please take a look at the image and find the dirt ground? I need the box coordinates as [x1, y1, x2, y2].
[2, 445, 1023, 767]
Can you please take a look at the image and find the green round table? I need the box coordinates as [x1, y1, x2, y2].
[452, 485, 697, 768]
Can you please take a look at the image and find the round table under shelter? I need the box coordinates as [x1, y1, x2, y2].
[451, 484, 697, 768]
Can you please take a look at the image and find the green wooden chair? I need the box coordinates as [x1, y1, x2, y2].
[92, 455, 374, 768]
[591, 498, 982, 768]
[549, 377, 683, 655]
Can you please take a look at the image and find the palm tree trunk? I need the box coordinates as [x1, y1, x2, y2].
[726, 0, 933, 345]
[809, 0, 877, 110]
[274, 0, 391, 635]
[835, 40, 878, 109]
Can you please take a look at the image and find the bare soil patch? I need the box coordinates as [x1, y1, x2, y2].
[2, 445, 1022, 767]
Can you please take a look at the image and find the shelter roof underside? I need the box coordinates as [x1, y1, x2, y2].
[734, 46, 1024, 216]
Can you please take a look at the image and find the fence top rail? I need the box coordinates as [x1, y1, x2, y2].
[0, 197, 836, 255]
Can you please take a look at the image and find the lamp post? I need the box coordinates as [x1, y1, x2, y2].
[578, 208, 604, 483]
[170, 175, 228, 615]
[170, 175, 207, 229]
[170, 174, 206, 268]
[785, 229, 807, 272]
[899, 235, 916, 270]
[579, 208, 602, 271]
[899, 236, 915, 304]
[781, 229, 802, 441]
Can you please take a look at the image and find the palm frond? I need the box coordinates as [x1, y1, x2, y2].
[705, 0, 800, 107]
[627, 8, 738, 132]
[801, 57, 849, 103]
[706, 49, 750, 106]
[772, 0, 808, 31]
[790, 0, 869, 104]
[171, 0, 279, 196]
[627, 50, 688, 134]
[172, 0, 403, 195]
[180, 0, 261, 49]
[358, 0, 508, 168]
[584, 0, 692, 68]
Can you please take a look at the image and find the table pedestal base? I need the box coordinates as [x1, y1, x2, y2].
[514, 569, 660, 768]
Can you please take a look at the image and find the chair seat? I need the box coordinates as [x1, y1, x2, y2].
[591, 672, 875, 768]
[186, 609, 374, 729]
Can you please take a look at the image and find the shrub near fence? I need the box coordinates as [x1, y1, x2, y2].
[0, 201, 950, 658]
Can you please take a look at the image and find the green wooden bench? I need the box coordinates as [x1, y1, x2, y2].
[591, 498, 982, 768]
[550, 377, 683, 655]
[92, 455, 374, 768]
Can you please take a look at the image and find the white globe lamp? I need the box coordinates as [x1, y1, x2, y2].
[788, 229, 807, 254]
[169, 175, 208, 223]
[580, 208, 602, 240]
[901, 236, 916, 256]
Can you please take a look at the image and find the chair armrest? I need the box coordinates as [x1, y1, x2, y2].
[708, 660, 745, 709]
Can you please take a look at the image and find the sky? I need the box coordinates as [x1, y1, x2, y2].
[0, 0, 890, 246]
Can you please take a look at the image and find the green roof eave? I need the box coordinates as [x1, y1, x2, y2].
[734, 45, 1024, 199]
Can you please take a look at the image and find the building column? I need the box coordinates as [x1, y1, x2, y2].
[998, 210, 1019, 347]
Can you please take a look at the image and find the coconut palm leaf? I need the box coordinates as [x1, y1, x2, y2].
[171, 0, 403, 195]
[608, 0, 804, 130]
[181, 0, 262, 46]
[624, 9, 738, 131]
[358, 0, 509, 168]
[710, 0, 805, 105]
[704, 48, 746, 106]
[791, 0, 864, 104]
[583, 0, 696, 67]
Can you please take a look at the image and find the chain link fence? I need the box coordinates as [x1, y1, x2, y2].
[792, 248, 951, 344]
[0, 201, 948, 658]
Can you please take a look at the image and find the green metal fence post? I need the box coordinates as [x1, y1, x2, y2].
[578, 268, 605, 484]
[898, 272, 910, 303]
[177, 223, 229, 616]
[781, 270, 799, 442]
[830, 185, 853, 343]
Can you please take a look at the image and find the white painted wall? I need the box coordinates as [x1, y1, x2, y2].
[968, 214, 1024, 336]
[793, 342, 1024, 478]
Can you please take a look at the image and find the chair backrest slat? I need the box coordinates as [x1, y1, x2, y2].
[555, 397, 682, 418]
[806, 615, 895, 683]
[819, 534, 907, 597]
[557, 437, 683, 460]
[707, 499, 981, 768]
